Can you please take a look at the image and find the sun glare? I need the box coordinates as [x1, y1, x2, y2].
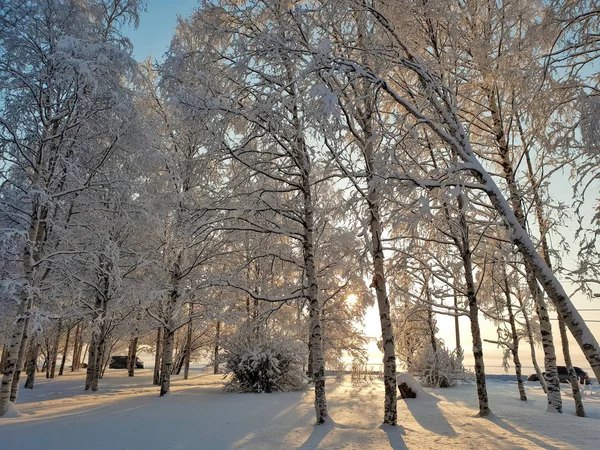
[346, 294, 358, 306]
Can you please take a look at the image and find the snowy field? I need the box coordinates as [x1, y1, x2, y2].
[1, 369, 599, 449]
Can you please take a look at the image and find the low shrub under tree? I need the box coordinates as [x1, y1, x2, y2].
[223, 326, 307, 393]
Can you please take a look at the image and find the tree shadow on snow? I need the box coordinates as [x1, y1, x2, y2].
[485, 414, 562, 450]
[402, 396, 457, 437]
[297, 419, 336, 449]
[296, 419, 408, 450]
[381, 424, 409, 450]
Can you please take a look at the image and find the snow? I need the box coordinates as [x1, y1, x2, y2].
[3, 402, 21, 418]
[396, 373, 437, 401]
[1, 369, 599, 449]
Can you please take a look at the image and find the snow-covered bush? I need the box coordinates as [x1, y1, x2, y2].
[409, 344, 470, 388]
[223, 327, 306, 393]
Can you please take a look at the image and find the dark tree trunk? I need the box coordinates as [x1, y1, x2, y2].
[49, 319, 62, 379]
[453, 291, 461, 352]
[128, 337, 138, 377]
[504, 276, 527, 401]
[559, 317, 585, 417]
[71, 323, 81, 372]
[24, 339, 40, 389]
[183, 315, 193, 380]
[59, 325, 71, 376]
[9, 315, 31, 403]
[213, 321, 221, 375]
[153, 327, 162, 386]
[0, 345, 8, 373]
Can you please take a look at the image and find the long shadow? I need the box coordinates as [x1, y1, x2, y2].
[296, 419, 408, 450]
[297, 420, 335, 449]
[486, 414, 562, 450]
[402, 396, 457, 437]
[382, 424, 408, 450]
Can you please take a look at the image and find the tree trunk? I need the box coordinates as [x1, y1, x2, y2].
[367, 44, 600, 385]
[559, 316, 585, 417]
[0, 345, 8, 373]
[517, 291, 547, 392]
[85, 320, 107, 392]
[160, 329, 175, 396]
[24, 339, 40, 390]
[44, 340, 51, 379]
[213, 321, 221, 375]
[85, 334, 99, 391]
[160, 250, 182, 397]
[80, 342, 89, 371]
[307, 335, 313, 381]
[49, 319, 62, 379]
[153, 327, 162, 386]
[59, 325, 71, 376]
[462, 247, 490, 416]
[485, 87, 561, 413]
[425, 283, 437, 353]
[99, 340, 112, 380]
[522, 138, 584, 416]
[362, 114, 397, 425]
[303, 179, 328, 424]
[10, 314, 31, 403]
[183, 313, 193, 381]
[71, 323, 80, 372]
[0, 193, 42, 417]
[127, 337, 138, 378]
[283, 59, 328, 424]
[504, 276, 526, 401]
[453, 291, 461, 352]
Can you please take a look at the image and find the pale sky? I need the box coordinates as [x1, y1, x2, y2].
[125, 1, 600, 376]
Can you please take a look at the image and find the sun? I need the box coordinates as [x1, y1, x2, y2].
[346, 294, 358, 306]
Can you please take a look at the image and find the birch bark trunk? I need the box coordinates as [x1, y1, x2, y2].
[363, 33, 600, 384]
[160, 254, 181, 397]
[503, 275, 526, 401]
[519, 292, 547, 393]
[9, 313, 31, 403]
[303, 177, 328, 424]
[128, 337, 138, 378]
[558, 318, 585, 417]
[457, 197, 489, 416]
[281, 57, 328, 423]
[153, 327, 163, 386]
[0, 210, 39, 416]
[361, 104, 398, 426]
[0, 346, 7, 373]
[160, 329, 175, 396]
[521, 133, 585, 416]
[485, 88, 562, 413]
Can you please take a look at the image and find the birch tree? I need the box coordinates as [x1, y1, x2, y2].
[0, 0, 144, 416]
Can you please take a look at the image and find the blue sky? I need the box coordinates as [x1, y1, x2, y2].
[124, 0, 198, 61]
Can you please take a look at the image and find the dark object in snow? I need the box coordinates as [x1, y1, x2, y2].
[398, 382, 417, 399]
[109, 356, 144, 369]
[527, 366, 590, 385]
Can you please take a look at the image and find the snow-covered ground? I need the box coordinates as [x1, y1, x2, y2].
[1, 369, 599, 449]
